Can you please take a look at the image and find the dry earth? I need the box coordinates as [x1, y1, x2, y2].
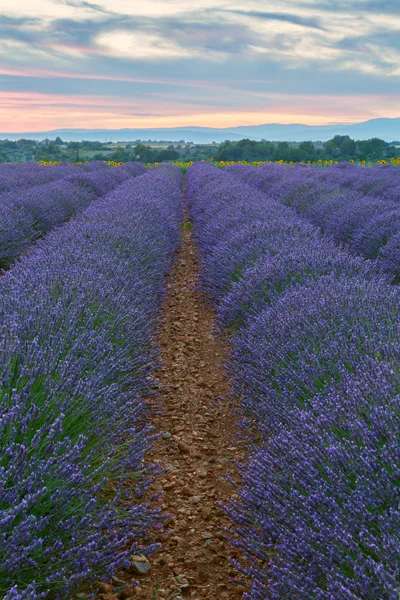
[94, 210, 248, 600]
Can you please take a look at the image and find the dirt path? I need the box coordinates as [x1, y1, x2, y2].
[134, 210, 247, 599]
[93, 207, 248, 600]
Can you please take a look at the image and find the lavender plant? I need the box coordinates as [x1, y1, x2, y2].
[187, 162, 400, 599]
[0, 163, 145, 269]
[227, 162, 400, 277]
[0, 163, 73, 193]
[218, 243, 374, 331]
[0, 164, 183, 599]
[229, 362, 400, 599]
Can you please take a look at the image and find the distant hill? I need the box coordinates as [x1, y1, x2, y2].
[1, 118, 399, 143]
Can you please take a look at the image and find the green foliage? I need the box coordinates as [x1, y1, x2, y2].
[151, 582, 160, 600]
[132, 144, 180, 163]
[214, 136, 399, 164]
[0, 134, 398, 164]
[180, 221, 193, 231]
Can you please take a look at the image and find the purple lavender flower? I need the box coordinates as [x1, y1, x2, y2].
[187, 162, 400, 600]
[0, 164, 183, 598]
[0, 163, 146, 270]
[227, 162, 400, 277]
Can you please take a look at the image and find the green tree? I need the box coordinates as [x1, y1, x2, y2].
[357, 138, 387, 161]
[133, 144, 156, 162]
[298, 141, 315, 154]
[154, 149, 180, 162]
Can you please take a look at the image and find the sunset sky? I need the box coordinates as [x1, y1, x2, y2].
[0, 0, 399, 132]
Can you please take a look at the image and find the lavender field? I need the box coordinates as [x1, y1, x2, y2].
[187, 162, 400, 600]
[226, 162, 400, 280]
[0, 164, 183, 599]
[1, 160, 400, 599]
[0, 162, 146, 270]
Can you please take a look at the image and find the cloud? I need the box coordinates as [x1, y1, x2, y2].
[301, 0, 400, 15]
[0, 15, 40, 43]
[223, 9, 323, 30]
[54, 0, 114, 14]
[0, 15, 38, 26]
[0, 0, 398, 131]
[96, 30, 196, 60]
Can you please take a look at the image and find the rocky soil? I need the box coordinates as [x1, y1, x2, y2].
[93, 211, 247, 599]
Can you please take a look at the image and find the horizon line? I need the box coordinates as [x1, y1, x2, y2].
[2, 116, 400, 136]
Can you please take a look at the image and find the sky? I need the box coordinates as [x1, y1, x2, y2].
[0, 0, 399, 132]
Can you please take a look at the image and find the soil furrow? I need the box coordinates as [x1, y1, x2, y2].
[93, 205, 248, 600]
[133, 209, 246, 599]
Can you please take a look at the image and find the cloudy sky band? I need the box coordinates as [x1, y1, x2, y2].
[0, 0, 398, 131]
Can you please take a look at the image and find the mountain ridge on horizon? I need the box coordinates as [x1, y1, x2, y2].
[1, 117, 399, 143]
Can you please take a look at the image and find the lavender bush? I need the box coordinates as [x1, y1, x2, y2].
[377, 231, 400, 281]
[0, 163, 145, 269]
[229, 361, 400, 599]
[0, 163, 73, 193]
[352, 208, 400, 259]
[187, 163, 400, 599]
[218, 243, 374, 331]
[230, 274, 400, 427]
[226, 162, 400, 277]
[0, 164, 183, 599]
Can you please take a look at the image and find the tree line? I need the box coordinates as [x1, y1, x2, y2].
[214, 136, 399, 163]
[0, 135, 398, 164]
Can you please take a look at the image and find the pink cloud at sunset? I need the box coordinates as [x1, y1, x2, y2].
[0, 90, 398, 133]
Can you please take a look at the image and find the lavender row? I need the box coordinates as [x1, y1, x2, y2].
[0, 163, 73, 193]
[0, 164, 183, 600]
[226, 162, 400, 280]
[0, 162, 145, 270]
[186, 163, 400, 599]
[0, 161, 135, 193]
